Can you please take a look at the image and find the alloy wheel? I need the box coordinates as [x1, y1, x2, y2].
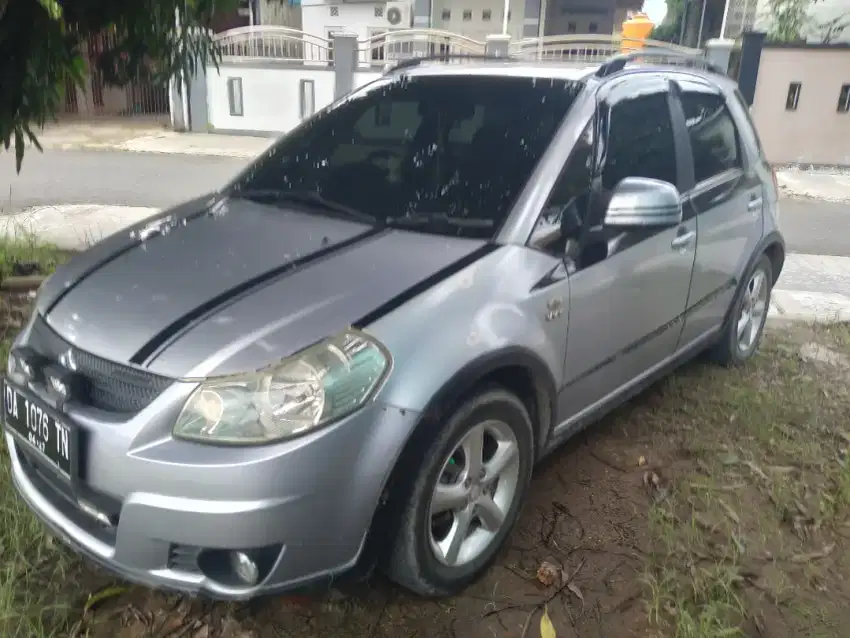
[737, 267, 769, 353]
[427, 419, 521, 567]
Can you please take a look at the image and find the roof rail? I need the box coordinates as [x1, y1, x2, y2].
[595, 49, 725, 78]
[384, 53, 513, 73]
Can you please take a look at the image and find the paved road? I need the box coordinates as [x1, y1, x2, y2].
[1, 149, 245, 211]
[2, 149, 848, 256]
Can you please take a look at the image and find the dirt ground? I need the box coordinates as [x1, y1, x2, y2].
[3, 260, 850, 638]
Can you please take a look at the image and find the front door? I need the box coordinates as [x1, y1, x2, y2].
[553, 75, 697, 433]
[672, 80, 764, 347]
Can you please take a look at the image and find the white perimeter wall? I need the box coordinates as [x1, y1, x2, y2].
[206, 62, 383, 134]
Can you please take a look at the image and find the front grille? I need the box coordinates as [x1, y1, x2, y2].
[27, 315, 172, 413]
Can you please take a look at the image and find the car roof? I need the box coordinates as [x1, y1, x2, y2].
[386, 60, 600, 82]
[385, 56, 738, 93]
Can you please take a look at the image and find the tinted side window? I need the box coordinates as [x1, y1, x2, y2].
[680, 92, 742, 184]
[601, 91, 677, 190]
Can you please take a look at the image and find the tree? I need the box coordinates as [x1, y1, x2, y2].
[817, 15, 849, 43]
[0, 0, 238, 172]
[764, 0, 822, 43]
[651, 0, 687, 44]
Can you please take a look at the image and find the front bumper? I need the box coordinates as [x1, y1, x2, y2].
[5, 396, 420, 600]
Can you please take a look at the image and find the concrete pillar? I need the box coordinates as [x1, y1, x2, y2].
[485, 34, 511, 57]
[737, 31, 766, 106]
[332, 32, 358, 99]
[705, 38, 735, 76]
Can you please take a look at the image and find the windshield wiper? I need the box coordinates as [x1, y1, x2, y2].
[386, 213, 495, 230]
[231, 188, 378, 224]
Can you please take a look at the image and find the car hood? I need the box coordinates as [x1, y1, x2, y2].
[38, 196, 488, 378]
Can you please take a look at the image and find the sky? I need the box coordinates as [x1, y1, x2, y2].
[642, 0, 668, 24]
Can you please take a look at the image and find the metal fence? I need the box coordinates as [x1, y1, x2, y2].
[211, 27, 703, 69]
[57, 30, 170, 121]
[357, 29, 486, 67]
[509, 34, 702, 65]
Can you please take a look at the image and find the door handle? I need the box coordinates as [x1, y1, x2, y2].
[747, 196, 763, 211]
[671, 230, 696, 251]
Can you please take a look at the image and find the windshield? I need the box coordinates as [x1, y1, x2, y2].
[230, 74, 583, 239]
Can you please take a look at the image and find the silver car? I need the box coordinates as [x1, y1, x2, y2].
[3, 53, 783, 599]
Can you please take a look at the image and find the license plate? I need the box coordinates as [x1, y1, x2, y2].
[2, 380, 73, 478]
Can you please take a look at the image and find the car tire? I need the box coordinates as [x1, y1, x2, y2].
[383, 387, 534, 597]
[709, 253, 773, 366]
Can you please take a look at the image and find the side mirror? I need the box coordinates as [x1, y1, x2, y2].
[603, 177, 683, 229]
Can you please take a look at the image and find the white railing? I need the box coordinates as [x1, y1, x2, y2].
[357, 29, 486, 67]
[212, 27, 703, 68]
[214, 26, 332, 64]
[510, 35, 701, 64]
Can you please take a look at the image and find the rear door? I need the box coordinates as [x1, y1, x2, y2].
[672, 79, 764, 347]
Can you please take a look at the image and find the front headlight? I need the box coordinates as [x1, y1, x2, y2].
[173, 329, 390, 445]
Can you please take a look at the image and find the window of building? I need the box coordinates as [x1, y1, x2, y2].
[567, 21, 577, 33]
[374, 6, 383, 18]
[588, 22, 598, 33]
[786, 82, 801, 111]
[680, 92, 742, 184]
[329, 6, 339, 17]
[227, 78, 243, 117]
[482, 9, 492, 21]
[838, 84, 850, 113]
[441, 8, 451, 20]
[463, 9, 472, 21]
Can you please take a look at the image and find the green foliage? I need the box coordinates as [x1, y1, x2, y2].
[765, 0, 822, 43]
[651, 0, 686, 44]
[0, 0, 239, 173]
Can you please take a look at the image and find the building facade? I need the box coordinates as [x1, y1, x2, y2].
[299, 0, 644, 42]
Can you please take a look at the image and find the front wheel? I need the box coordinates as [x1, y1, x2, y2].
[383, 387, 534, 597]
[710, 254, 773, 366]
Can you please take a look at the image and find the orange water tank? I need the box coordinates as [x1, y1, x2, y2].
[620, 12, 655, 53]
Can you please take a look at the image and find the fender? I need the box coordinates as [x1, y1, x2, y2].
[722, 230, 785, 329]
[407, 346, 558, 464]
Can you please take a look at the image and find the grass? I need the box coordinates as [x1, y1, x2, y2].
[640, 323, 850, 638]
[0, 238, 85, 637]
[0, 236, 850, 636]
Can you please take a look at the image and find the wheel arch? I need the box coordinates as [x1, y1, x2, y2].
[357, 347, 558, 574]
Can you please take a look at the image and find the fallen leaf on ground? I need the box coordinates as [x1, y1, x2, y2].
[791, 543, 835, 563]
[567, 582, 584, 608]
[540, 606, 557, 638]
[638, 455, 647, 466]
[718, 498, 741, 525]
[83, 585, 129, 615]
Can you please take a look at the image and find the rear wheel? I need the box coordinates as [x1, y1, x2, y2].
[384, 387, 534, 596]
[710, 254, 773, 366]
